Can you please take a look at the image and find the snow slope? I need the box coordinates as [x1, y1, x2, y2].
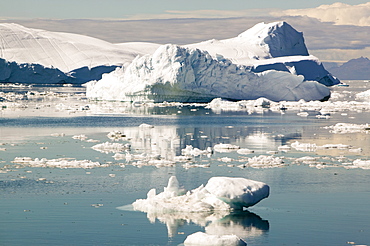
[186, 21, 309, 65]
[186, 21, 339, 87]
[0, 23, 159, 73]
[1, 21, 338, 101]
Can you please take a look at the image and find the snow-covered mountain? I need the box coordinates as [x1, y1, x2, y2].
[1, 21, 339, 102]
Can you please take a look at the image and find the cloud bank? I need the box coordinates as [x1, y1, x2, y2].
[275, 2, 370, 26]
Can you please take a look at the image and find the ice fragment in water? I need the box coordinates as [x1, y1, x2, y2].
[132, 176, 269, 213]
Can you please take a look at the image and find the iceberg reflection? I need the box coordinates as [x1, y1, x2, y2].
[117, 204, 269, 241]
[124, 207, 269, 240]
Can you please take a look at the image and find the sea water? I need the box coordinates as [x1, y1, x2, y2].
[0, 81, 370, 246]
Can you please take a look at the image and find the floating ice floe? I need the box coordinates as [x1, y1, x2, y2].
[291, 141, 353, 152]
[346, 159, 370, 170]
[182, 163, 211, 169]
[184, 232, 247, 246]
[356, 89, 370, 101]
[107, 131, 127, 141]
[213, 143, 240, 153]
[132, 176, 269, 214]
[325, 123, 370, 134]
[236, 148, 255, 155]
[278, 145, 291, 152]
[297, 111, 309, 117]
[139, 123, 154, 128]
[205, 97, 370, 114]
[91, 142, 131, 154]
[181, 145, 213, 156]
[12, 157, 102, 169]
[242, 155, 285, 169]
[72, 134, 88, 141]
[50, 133, 65, 137]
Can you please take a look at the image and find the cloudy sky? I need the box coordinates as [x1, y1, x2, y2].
[1, 0, 370, 63]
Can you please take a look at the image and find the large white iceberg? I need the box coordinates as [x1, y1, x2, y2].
[132, 176, 269, 213]
[86, 22, 338, 102]
[86, 44, 331, 102]
[186, 21, 310, 63]
[0, 23, 159, 84]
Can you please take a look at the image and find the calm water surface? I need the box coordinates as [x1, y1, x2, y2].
[1, 81, 370, 246]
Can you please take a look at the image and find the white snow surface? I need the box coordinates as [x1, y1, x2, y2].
[91, 142, 130, 154]
[184, 232, 247, 246]
[186, 21, 309, 64]
[132, 176, 269, 213]
[356, 89, 370, 101]
[1, 21, 338, 101]
[12, 157, 101, 169]
[86, 21, 338, 102]
[86, 43, 331, 102]
[0, 23, 159, 72]
[325, 123, 370, 134]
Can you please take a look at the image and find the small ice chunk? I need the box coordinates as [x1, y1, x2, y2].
[291, 141, 317, 152]
[107, 130, 126, 141]
[139, 123, 154, 128]
[247, 155, 285, 168]
[297, 112, 309, 117]
[92, 142, 131, 154]
[182, 145, 212, 156]
[278, 145, 291, 152]
[12, 157, 101, 169]
[184, 232, 247, 246]
[325, 123, 370, 134]
[348, 159, 370, 169]
[237, 148, 254, 155]
[72, 134, 88, 141]
[205, 177, 269, 209]
[214, 143, 240, 153]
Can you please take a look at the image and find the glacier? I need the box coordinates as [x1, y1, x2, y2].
[0, 23, 158, 84]
[86, 21, 339, 102]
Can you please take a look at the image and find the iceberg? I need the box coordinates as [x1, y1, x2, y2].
[86, 22, 338, 102]
[132, 176, 269, 213]
[86, 44, 331, 102]
[0, 23, 159, 83]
